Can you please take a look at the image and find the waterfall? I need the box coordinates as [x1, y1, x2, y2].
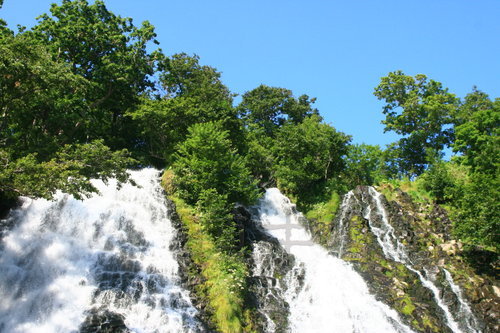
[0, 169, 202, 333]
[443, 269, 480, 331]
[332, 191, 356, 257]
[362, 187, 479, 333]
[252, 188, 414, 333]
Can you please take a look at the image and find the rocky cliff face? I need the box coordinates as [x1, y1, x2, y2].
[322, 185, 498, 333]
[79, 309, 131, 333]
[237, 205, 298, 333]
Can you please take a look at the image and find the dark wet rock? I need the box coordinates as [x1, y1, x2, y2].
[79, 309, 130, 333]
[240, 204, 298, 333]
[0, 198, 24, 240]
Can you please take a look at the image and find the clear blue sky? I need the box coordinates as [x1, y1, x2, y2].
[2, 0, 499, 146]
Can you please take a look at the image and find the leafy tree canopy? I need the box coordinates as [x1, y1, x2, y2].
[273, 115, 350, 197]
[129, 53, 242, 165]
[0, 140, 134, 200]
[374, 70, 459, 176]
[451, 172, 499, 251]
[342, 144, 388, 187]
[29, 0, 164, 149]
[172, 122, 259, 206]
[453, 88, 499, 174]
[238, 84, 319, 136]
[0, 33, 90, 158]
[0, 1, 149, 202]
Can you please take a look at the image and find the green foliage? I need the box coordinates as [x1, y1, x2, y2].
[242, 124, 276, 183]
[448, 90, 499, 250]
[0, 140, 134, 200]
[0, 1, 144, 202]
[166, 189, 252, 333]
[305, 191, 341, 223]
[128, 96, 197, 165]
[197, 189, 240, 253]
[342, 144, 388, 187]
[0, 33, 90, 157]
[173, 122, 259, 206]
[451, 172, 499, 251]
[453, 88, 499, 175]
[238, 84, 319, 136]
[273, 115, 350, 199]
[161, 53, 233, 102]
[129, 53, 242, 165]
[420, 161, 456, 203]
[160, 53, 241, 143]
[30, 0, 163, 150]
[374, 71, 458, 175]
[303, 190, 341, 245]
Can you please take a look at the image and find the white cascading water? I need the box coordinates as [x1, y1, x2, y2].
[364, 187, 479, 333]
[333, 191, 355, 257]
[443, 268, 480, 330]
[254, 188, 414, 333]
[0, 168, 201, 333]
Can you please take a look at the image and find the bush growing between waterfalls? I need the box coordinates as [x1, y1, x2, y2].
[271, 115, 350, 200]
[163, 181, 254, 333]
[172, 122, 260, 207]
[196, 189, 241, 253]
[171, 121, 261, 255]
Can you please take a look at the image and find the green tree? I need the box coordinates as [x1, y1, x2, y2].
[196, 189, 239, 253]
[160, 53, 240, 138]
[129, 53, 241, 165]
[242, 123, 276, 183]
[0, 33, 90, 157]
[453, 88, 499, 174]
[172, 122, 259, 205]
[0, 22, 136, 203]
[420, 160, 456, 204]
[0, 140, 134, 200]
[451, 172, 499, 250]
[238, 85, 320, 184]
[273, 115, 350, 197]
[238, 84, 319, 136]
[30, 0, 163, 150]
[446, 88, 499, 250]
[374, 71, 458, 175]
[342, 144, 387, 187]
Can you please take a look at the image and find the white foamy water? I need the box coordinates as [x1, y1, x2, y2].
[0, 168, 201, 333]
[254, 188, 414, 333]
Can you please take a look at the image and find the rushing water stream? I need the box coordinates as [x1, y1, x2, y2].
[0, 169, 201, 333]
[253, 188, 414, 333]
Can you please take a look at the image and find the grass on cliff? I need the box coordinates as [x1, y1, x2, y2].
[162, 169, 254, 333]
[304, 191, 341, 224]
[377, 177, 432, 205]
[296, 187, 342, 244]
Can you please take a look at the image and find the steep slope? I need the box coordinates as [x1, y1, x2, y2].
[323, 185, 498, 333]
